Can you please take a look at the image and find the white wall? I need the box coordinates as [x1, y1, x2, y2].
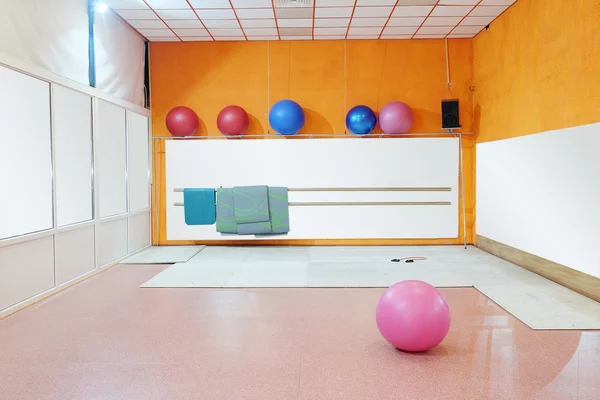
[476, 123, 600, 278]
[0, 0, 145, 106]
[0, 61, 152, 317]
[166, 138, 459, 240]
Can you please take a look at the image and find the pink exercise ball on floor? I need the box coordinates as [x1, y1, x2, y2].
[165, 106, 199, 137]
[379, 101, 414, 134]
[376, 280, 450, 352]
[217, 105, 249, 136]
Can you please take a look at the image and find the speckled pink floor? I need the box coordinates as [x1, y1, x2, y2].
[0, 264, 599, 400]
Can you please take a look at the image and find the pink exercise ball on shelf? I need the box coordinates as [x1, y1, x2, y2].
[217, 105, 249, 136]
[165, 106, 199, 137]
[379, 101, 414, 134]
[376, 280, 450, 352]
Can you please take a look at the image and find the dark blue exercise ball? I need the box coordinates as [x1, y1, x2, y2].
[346, 105, 377, 135]
[269, 100, 305, 135]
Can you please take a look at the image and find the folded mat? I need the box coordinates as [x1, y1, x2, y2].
[216, 188, 237, 234]
[232, 186, 270, 224]
[183, 188, 216, 225]
[236, 221, 273, 235]
[268, 187, 290, 234]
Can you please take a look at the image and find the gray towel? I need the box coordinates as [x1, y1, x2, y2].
[233, 186, 270, 224]
[268, 187, 290, 234]
[216, 188, 237, 234]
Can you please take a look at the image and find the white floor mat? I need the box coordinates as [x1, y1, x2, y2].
[122, 246, 205, 264]
[139, 246, 600, 330]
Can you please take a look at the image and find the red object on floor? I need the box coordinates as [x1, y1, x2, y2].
[0, 264, 598, 400]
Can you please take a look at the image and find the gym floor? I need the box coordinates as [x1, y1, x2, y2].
[0, 260, 599, 400]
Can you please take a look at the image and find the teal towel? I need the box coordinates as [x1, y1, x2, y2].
[183, 188, 216, 225]
[232, 186, 270, 224]
[216, 188, 237, 233]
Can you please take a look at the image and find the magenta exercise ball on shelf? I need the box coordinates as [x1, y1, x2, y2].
[376, 280, 450, 352]
[379, 101, 414, 134]
[165, 106, 199, 137]
[217, 105, 249, 136]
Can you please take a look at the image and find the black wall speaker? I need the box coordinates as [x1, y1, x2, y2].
[441, 99, 460, 129]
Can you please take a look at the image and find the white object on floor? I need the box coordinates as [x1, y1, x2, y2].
[121, 245, 205, 264]
[139, 245, 600, 330]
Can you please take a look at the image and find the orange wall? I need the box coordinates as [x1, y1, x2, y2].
[473, 0, 600, 143]
[150, 39, 475, 245]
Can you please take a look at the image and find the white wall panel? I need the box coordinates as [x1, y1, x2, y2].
[97, 100, 127, 218]
[0, 65, 53, 239]
[53, 85, 93, 227]
[129, 212, 151, 253]
[55, 225, 95, 285]
[0, 236, 55, 311]
[127, 111, 150, 212]
[477, 123, 600, 278]
[166, 138, 459, 240]
[96, 218, 128, 267]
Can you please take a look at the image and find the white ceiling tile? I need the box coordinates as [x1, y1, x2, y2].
[452, 25, 485, 34]
[314, 27, 348, 35]
[180, 36, 214, 41]
[383, 26, 418, 34]
[469, 5, 508, 16]
[246, 36, 280, 40]
[380, 35, 413, 39]
[173, 28, 211, 36]
[347, 35, 379, 39]
[235, 8, 274, 18]
[276, 7, 313, 18]
[147, 37, 181, 42]
[243, 27, 279, 35]
[351, 17, 388, 26]
[240, 19, 277, 28]
[417, 26, 453, 34]
[479, 0, 515, 5]
[213, 36, 246, 40]
[279, 36, 313, 40]
[387, 17, 425, 26]
[315, 7, 354, 17]
[208, 28, 244, 35]
[353, 6, 393, 18]
[277, 18, 313, 27]
[447, 34, 475, 38]
[316, 0, 354, 5]
[195, 8, 236, 19]
[357, 0, 396, 5]
[413, 34, 446, 38]
[314, 18, 350, 27]
[430, 5, 472, 17]
[115, 9, 158, 19]
[438, 0, 478, 5]
[156, 9, 197, 19]
[349, 26, 382, 34]
[104, 0, 148, 10]
[392, 6, 433, 17]
[462, 15, 496, 25]
[314, 35, 346, 39]
[423, 16, 462, 26]
[165, 19, 204, 28]
[188, 0, 230, 8]
[202, 19, 241, 28]
[145, 0, 190, 9]
[232, 0, 272, 7]
[138, 28, 176, 37]
[396, 0, 436, 4]
[129, 19, 168, 29]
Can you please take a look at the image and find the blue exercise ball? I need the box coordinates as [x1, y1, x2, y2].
[269, 100, 305, 135]
[346, 105, 377, 135]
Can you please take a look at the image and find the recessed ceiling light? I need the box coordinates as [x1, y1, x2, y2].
[96, 2, 109, 13]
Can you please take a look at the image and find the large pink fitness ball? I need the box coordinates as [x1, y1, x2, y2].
[376, 280, 450, 352]
[378, 101, 414, 134]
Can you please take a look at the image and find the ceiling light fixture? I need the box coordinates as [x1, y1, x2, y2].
[96, 2, 109, 13]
